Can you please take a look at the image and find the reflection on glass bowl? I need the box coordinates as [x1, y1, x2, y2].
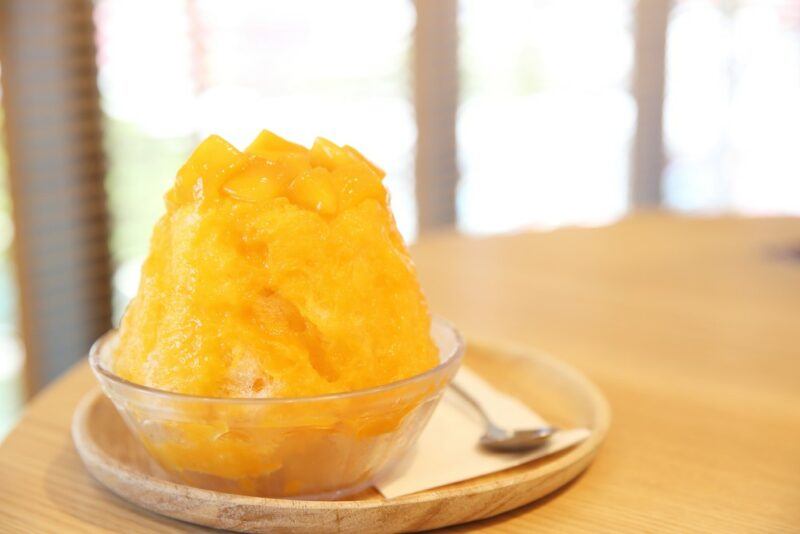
[90, 316, 463, 499]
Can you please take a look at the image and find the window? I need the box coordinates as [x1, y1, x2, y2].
[664, 0, 800, 214]
[458, 0, 635, 233]
[0, 70, 24, 438]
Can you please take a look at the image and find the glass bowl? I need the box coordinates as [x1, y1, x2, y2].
[89, 317, 463, 499]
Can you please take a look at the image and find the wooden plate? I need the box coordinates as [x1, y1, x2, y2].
[72, 338, 610, 533]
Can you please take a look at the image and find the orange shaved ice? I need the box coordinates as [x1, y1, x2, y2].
[113, 131, 438, 398]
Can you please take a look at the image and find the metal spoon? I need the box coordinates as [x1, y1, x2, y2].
[449, 381, 558, 452]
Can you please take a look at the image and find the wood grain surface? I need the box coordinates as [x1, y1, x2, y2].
[1, 214, 799, 532]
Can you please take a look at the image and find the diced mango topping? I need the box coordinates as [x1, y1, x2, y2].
[287, 167, 338, 216]
[113, 130, 437, 398]
[331, 164, 386, 210]
[167, 135, 249, 207]
[246, 129, 309, 156]
[222, 156, 287, 204]
[343, 145, 386, 179]
[310, 137, 358, 170]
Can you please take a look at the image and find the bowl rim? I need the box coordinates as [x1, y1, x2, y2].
[89, 315, 464, 405]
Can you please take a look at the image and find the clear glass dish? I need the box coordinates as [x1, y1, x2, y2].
[89, 317, 463, 499]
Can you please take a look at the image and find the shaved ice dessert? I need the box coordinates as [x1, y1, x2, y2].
[113, 130, 438, 398]
[92, 130, 461, 498]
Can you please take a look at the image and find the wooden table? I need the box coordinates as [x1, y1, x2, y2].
[1, 214, 799, 532]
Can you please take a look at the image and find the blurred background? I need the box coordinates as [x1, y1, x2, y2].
[0, 0, 798, 438]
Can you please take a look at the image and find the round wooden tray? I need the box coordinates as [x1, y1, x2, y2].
[72, 337, 610, 533]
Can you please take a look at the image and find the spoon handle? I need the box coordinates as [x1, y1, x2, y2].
[448, 381, 493, 426]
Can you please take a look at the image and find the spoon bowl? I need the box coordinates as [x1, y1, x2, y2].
[479, 424, 558, 452]
[449, 381, 559, 452]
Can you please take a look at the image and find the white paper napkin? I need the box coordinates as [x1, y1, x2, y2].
[374, 367, 591, 499]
